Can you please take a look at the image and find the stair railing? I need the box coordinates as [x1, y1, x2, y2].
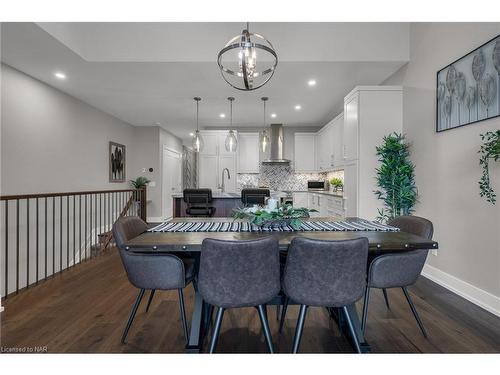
[0, 188, 146, 298]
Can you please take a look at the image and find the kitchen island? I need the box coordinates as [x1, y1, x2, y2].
[172, 192, 243, 217]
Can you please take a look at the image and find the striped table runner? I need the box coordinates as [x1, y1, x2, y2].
[148, 220, 400, 233]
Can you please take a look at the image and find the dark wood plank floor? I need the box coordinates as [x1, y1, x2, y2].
[1, 248, 499, 353]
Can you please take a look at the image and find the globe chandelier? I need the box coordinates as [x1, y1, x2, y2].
[217, 22, 278, 91]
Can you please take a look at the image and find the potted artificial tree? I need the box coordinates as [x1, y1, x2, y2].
[374, 133, 418, 223]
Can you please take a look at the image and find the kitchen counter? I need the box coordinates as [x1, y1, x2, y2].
[289, 189, 344, 198]
[172, 192, 240, 199]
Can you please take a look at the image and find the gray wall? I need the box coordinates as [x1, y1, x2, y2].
[1, 63, 136, 194]
[1, 64, 184, 221]
[129, 126, 183, 220]
[383, 23, 500, 302]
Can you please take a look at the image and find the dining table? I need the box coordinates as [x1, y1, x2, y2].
[124, 217, 439, 353]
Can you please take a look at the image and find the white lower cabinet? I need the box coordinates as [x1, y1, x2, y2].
[292, 192, 308, 209]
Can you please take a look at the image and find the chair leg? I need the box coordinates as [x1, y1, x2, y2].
[276, 305, 281, 320]
[208, 307, 225, 353]
[291, 305, 308, 354]
[382, 288, 390, 309]
[145, 289, 156, 312]
[279, 297, 289, 334]
[361, 286, 370, 333]
[121, 288, 145, 343]
[402, 287, 428, 338]
[178, 289, 189, 345]
[257, 305, 275, 353]
[342, 306, 362, 354]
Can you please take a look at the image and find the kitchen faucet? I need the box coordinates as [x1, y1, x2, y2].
[220, 168, 231, 193]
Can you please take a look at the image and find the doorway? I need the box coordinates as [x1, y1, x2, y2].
[162, 147, 182, 219]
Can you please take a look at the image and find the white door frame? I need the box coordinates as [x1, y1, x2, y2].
[162, 146, 182, 220]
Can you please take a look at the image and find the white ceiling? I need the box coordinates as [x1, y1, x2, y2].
[1, 22, 409, 142]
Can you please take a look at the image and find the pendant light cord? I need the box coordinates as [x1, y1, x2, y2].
[196, 100, 199, 131]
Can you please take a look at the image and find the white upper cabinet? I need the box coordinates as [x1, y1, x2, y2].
[343, 93, 359, 162]
[333, 113, 344, 166]
[294, 133, 316, 172]
[313, 112, 343, 172]
[341, 86, 403, 220]
[237, 133, 260, 173]
[197, 130, 237, 192]
[199, 131, 218, 156]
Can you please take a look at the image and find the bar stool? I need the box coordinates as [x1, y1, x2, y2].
[183, 188, 216, 217]
[198, 237, 280, 353]
[113, 216, 194, 344]
[282, 237, 368, 353]
[361, 215, 434, 337]
[241, 188, 270, 206]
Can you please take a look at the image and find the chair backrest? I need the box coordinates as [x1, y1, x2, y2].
[241, 188, 270, 205]
[283, 237, 369, 307]
[369, 215, 434, 288]
[183, 188, 212, 205]
[388, 215, 433, 240]
[198, 237, 280, 308]
[112, 216, 186, 290]
[113, 216, 148, 250]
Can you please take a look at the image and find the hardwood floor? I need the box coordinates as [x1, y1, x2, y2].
[1, 248, 499, 353]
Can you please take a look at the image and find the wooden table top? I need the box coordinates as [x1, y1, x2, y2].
[125, 217, 438, 253]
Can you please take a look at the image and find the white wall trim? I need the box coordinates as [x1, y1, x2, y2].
[147, 216, 165, 223]
[422, 264, 500, 318]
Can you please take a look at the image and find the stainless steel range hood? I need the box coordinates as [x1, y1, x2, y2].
[262, 124, 291, 164]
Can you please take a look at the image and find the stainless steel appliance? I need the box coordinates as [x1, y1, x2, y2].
[307, 180, 328, 190]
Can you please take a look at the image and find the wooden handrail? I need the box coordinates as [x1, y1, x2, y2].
[0, 188, 142, 201]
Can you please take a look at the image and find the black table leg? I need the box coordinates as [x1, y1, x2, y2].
[185, 253, 206, 353]
[327, 305, 370, 353]
[185, 290, 206, 353]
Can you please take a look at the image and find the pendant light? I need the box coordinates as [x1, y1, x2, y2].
[192, 97, 203, 152]
[260, 97, 270, 153]
[225, 97, 237, 152]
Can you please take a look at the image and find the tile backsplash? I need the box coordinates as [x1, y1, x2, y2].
[237, 164, 329, 191]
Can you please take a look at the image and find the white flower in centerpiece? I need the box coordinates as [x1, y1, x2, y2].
[247, 205, 259, 213]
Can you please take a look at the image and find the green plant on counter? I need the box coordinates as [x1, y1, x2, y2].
[479, 130, 500, 204]
[329, 177, 343, 189]
[374, 133, 417, 223]
[130, 176, 151, 189]
[232, 204, 317, 230]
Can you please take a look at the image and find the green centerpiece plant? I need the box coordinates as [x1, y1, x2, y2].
[374, 133, 418, 223]
[479, 130, 500, 204]
[233, 204, 316, 230]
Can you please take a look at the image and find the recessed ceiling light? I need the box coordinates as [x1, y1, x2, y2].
[189, 132, 194, 137]
[270, 113, 277, 118]
[295, 105, 302, 110]
[219, 113, 226, 118]
[54, 72, 66, 79]
[308, 79, 316, 86]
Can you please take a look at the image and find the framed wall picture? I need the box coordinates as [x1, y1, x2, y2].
[436, 34, 500, 132]
[109, 142, 126, 182]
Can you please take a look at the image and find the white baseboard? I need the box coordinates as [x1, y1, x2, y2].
[147, 216, 165, 223]
[422, 264, 500, 317]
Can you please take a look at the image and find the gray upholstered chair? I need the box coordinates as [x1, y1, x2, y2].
[282, 237, 369, 353]
[113, 216, 194, 344]
[198, 237, 280, 353]
[361, 215, 434, 337]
